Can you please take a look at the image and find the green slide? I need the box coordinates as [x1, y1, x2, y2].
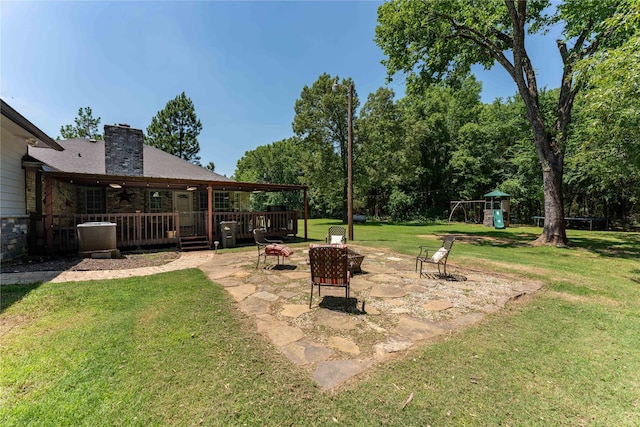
[493, 209, 505, 229]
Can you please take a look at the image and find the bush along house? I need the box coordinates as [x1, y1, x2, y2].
[23, 123, 308, 255]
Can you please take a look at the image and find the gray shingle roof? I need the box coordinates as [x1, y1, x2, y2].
[27, 138, 234, 182]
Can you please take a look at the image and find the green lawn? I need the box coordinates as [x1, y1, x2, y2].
[1, 220, 639, 426]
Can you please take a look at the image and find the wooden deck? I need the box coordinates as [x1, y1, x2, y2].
[45, 211, 299, 253]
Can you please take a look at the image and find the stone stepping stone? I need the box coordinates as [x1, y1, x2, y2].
[200, 265, 239, 280]
[210, 277, 243, 288]
[267, 275, 289, 284]
[406, 284, 430, 293]
[350, 278, 375, 291]
[238, 296, 272, 316]
[284, 271, 309, 280]
[327, 336, 361, 355]
[315, 310, 356, 330]
[226, 284, 257, 302]
[278, 291, 299, 299]
[440, 312, 485, 329]
[363, 318, 386, 332]
[480, 304, 501, 313]
[281, 340, 334, 365]
[313, 358, 375, 390]
[364, 305, 381, 315]
[233, 271, 252, 279]
[368, 274, 405, 285]
[423, 299, 454, 311]
[280, 304, 311, 318]
[266, 323, 305, 348]
[392, 316, 446, 341]
[369, 284, 408, 298]
[253, 291, 279, 302]
[374, 335, 413, 359]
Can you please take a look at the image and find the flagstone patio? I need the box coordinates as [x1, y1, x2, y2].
[198, 245, 543, 390]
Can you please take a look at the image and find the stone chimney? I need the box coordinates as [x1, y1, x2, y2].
[104, 124, 144, 176]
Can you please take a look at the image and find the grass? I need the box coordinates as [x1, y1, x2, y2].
[1, 220, 639, 425]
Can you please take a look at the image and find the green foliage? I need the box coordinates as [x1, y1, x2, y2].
[357, 87, 404, 216]
[59, 106, 102, 140]
[234, 137, 305, 212]
[564, 1, 640, 224]
[146, 92, 202, 164]
[205, 161, 215, 172]
[292, 73, 359, 219]
[387, 189, 417, 221]
[375, 0, 634, 243]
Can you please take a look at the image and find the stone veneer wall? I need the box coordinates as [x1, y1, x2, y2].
[104, 124, 144, 176]
[1, 216, 29, 261]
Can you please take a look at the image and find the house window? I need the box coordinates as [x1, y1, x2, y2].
[150, 191, 162, 213]
[199, 191, 208, 212]
[214, 192, 230, 211]
[86, 188, 105, 214]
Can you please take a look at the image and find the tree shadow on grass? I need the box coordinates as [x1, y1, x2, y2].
[1, 283, 42, 313]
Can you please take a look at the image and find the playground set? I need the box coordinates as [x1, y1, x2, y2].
[449, 190, 511, 229]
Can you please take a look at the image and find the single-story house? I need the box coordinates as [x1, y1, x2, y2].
[1, 100, 64, 260]
[3, 103, 307, 257]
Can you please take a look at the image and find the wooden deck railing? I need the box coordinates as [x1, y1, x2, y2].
[51, 212, 179, 252]
[49, 211, 298, 253]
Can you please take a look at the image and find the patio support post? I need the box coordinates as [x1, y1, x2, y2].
[347, 83, 353, 241]
[304, 188, 308, 240]
[45, 174, 54, 254]
[207, 186, 213, 247]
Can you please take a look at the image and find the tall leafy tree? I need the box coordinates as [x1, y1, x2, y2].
[566, 1, 640, 225]
[292, 73, 360, 219]
[59, 106, 102, 140]
[234, 137, 305, 212]
[147, 92, 202, 164]
[358, 87, 404, 217]
[375, 0, 631, 245]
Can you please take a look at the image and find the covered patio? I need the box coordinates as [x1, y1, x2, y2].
[30, 171, 308, 254]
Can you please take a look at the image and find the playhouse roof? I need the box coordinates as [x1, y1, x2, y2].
[484, 190, 510, 198]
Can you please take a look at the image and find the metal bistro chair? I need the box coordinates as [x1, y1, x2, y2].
[325, 226, 347, 245]
[308, 244, 350, 309]
[253, 228, 292, 268]
[416, 235, 455, 277]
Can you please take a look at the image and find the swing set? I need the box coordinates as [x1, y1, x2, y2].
[448, 191, 511, 229]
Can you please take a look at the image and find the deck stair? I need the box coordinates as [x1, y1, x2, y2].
[179, 235, 210, 251]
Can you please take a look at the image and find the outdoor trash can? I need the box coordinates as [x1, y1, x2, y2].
[219, 221, 237, 248]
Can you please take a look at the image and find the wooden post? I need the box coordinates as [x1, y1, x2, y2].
[45, 174, 54, 254]
[304, 188, 308, 241]
[207, 186, 213, 247]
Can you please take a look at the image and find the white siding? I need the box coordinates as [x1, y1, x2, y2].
[0, 127, 27, 216]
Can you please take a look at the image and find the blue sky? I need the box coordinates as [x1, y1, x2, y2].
[1, 1, 562, 178]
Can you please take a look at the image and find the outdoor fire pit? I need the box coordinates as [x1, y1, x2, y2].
[347, 249, 364, 274]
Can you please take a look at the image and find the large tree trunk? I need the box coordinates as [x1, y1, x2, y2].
[529, 115, 569, 246]
[537, 156, 568, 246]
[506, 0, 569, 246]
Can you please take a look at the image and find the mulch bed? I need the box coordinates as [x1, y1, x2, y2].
[1, 249, 180, 273]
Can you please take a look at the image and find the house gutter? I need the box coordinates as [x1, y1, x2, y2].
[1, 99, 64, 151]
